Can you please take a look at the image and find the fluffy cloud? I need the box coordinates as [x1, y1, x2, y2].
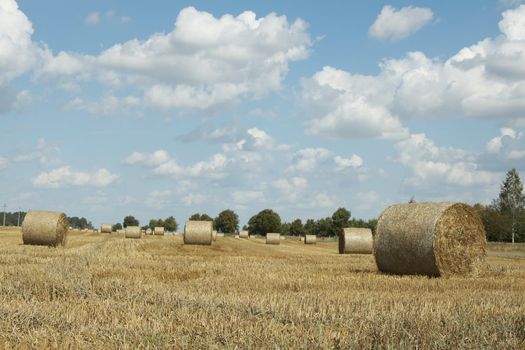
[287, 147, 331, 172]
[123, 149, 229, 178]
[272, 176, 308, 202]
[13, 138, 60, 164]
[368, 5, 434, 41]
[0, 0, 43, 113]
[65, 95, 141, 116]
[32, 166, 119, 188]
[334, 155, 363, 169]
[301, 5, 525, 139]
[481, 127, 525, 171]
[0, 0, 39, 86]
[38, 7, 312, 112]
[395, 133, 500, 188]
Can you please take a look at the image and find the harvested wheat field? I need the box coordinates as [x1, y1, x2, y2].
[0, 226, 524, 349]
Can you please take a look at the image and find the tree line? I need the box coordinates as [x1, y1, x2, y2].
[4, 169, 521, 242]
[0, 212, 93, 230]
[474, 168, 525, 243]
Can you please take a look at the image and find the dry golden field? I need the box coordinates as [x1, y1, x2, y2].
[0, 226, 524, 349]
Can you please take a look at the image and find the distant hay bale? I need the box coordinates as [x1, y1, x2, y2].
[235, 235, 240, 239]
[117, 229, 125, 234]
[154, 226, 165, 236]
[184, 221, 213, 245]
[375, 202, 486, 277]
[304, 235, 317, 244]
[146, 228, 153, 235]
[125, 226, 141, 239]
[100, 224, 112, 233]
[266, 233, 280, 245]
[239, 230, 249, 238]
[22, 210, 68, 247]
[339, 228, 373, 254]
[212, 230, 217, 241]
[217, 233, 225, 237]
[300, 237, 305, 242]
[280, 236, 286, 240]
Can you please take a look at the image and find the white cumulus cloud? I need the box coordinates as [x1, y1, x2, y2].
[123, 149, 230, 178]
[37, 6, 312, 113]
[301, 5, 525, 139]
[395, 133, 500, 188]
[368, 5, 434, 42]
[32, 166, 119, 188]
[334, 154, 363, 169]
[287, 147, 332, 172]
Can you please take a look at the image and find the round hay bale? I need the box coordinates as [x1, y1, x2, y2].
[304, 235, 317, 244]
[117, 229, 125, 234]
[212, 230, 217, 241]
[184, 220, 213, 245]
[154, 226, 165, 236]
[125, 226, 141, 239]
[22, 210, 68, 247]
[239, 230, 249, 238]
[235, 235, 240, 239]
[217, 232, 225, 237]
[146, 228, 153, 235]
[375, 202, 486, 277]
[339, 228, 373, 254]
[266, 233, 280, 245]
[100, 224, 112, 233]
[280, 236, 286, 240]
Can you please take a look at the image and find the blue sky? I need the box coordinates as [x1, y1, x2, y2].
[1, 0, 525, 228]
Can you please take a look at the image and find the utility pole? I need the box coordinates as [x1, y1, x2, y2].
[2, 204, 6, 227]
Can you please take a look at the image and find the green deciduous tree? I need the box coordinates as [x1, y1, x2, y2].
[149, 218, 164, 230]
[315, 217, 333, 237]
[214, 209, 239, 233]
[289, 219, 304, 236]
[332, 207, 351, 236]
[123, 215, 139, 228]
[247, 209, 281, 236]
[304, 219, 315, 236]
[474, 203, 512, 242]
[164, 216, 178, 232]
[495, 168, 525, 243]
[189, 213, 213, 221]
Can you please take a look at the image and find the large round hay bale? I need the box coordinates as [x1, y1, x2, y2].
[125, 226, 141, 239]
[22, 210, 68, 247]
[266, 233, 280, 245]
[100, 224, 112, 233]
[184, 220, 213, 245]
[339, 228, 373, 254]
[304, 235, 316, 244]
[212, 230, 217, 241]
[239, 230, 249, 238]
[375, 202, 486, 277]
[154, 226, 165, 236]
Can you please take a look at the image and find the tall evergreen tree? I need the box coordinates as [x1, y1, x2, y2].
[496, 168, 525, 243]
